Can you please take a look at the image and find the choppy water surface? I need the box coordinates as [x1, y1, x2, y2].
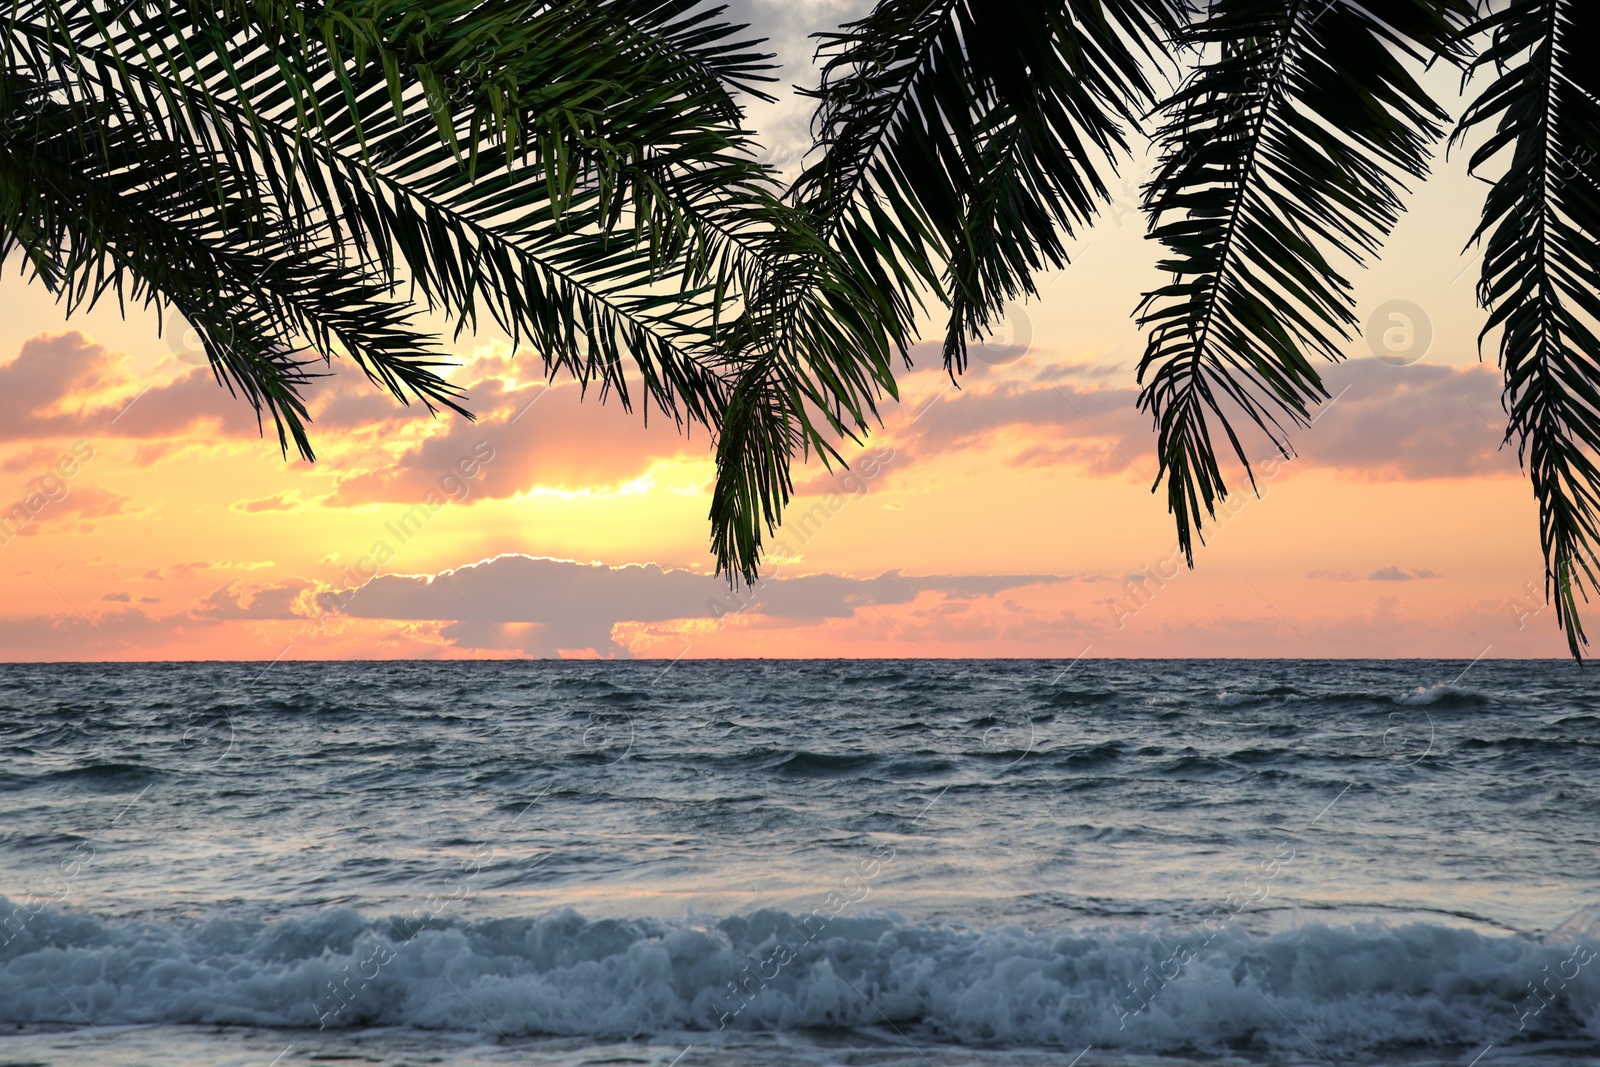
[0, 659, 1595, 1066]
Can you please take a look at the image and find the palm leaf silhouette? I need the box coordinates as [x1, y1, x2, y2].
[709, 0, 1181, 583]
[1136, 0, 1468, 562]
[10, 0, 1600, 656]
[2, 0, 788, 456]
[1457, 0, 1600, 657]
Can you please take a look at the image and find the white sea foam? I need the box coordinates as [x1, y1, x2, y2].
[1, 902, 1594, 1056]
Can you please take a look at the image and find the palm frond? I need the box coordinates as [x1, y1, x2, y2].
[1456, 0, 1600, 659]
[1136, 0, 1468, 561]
[2, 0, 790, 455]
[797, 0, 1181, 368]
[0, 69, 463, 456]
[709, 0, 1182, 584]
[706, 196, 904, 582]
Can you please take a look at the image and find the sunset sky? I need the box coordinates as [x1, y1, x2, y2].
[0, 1, 1568, 660]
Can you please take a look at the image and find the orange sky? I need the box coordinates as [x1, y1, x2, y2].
[0, 6, 1569, 660]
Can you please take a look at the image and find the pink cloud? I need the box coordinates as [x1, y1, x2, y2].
[230, 492, 303, 513]
[0, 332, 259, 442]
[192, 580, 313, 620]
[868, 357, 1521, 485]
[323, 382, 702, 506]
[317, 554, 1067, 656]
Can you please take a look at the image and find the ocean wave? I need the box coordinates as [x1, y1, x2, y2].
[1396, 684, 1494, 707]
[771, 751, 880, 777]
[1215, 690, 1299, 707]
[1041, 688, 1123, 707]
[2, 903, 1592, 1055]
[38, 762, 163, 791]
[1461, 736, 1595, 754]
[1052, 740, 1127, 763]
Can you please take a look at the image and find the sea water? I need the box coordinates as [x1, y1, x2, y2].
[0, 659, 1595, 1066]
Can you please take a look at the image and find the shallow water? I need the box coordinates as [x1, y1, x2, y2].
[0, 659, 1595, 1065]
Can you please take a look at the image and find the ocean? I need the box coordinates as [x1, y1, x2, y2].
[0, 659, 1595, 1067]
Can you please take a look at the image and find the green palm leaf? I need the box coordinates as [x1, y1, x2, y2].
[796, 0, 1182, 368]
[709, 0, 1182, 584]
[1456, 0, 1600, 659]
[2, 0, 790, 455]
[1136, 0, 1467, 561]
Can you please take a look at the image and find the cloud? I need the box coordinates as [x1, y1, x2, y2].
[319, 554, 1065, 656]
[0, 332, 261, 443]
[231, 491, 305, 513]
[0, 605, 172, 659]
[130, 443, 172, 467]
[0, 561, 1571, 661]
[892, 375, 1147, 479]
[11, 332, 1513, 513]
[0, 331, 477, 454]
[302, 366, 428, 431]
[0, 332, 119, 426]
[192, 579, 313, 620]
[1305, 360, 1516, 479]
[154, 560, 276, 579]
[1369, 565, 1440, 582]
[0, 483, 132, 540]
[719, 0, 874, 178]
[321, 379, 704, 507]
[1307, 570, 1359, 582]
[0, 444, 67, 473]
[55, 486, 131, 521]
[868, 356, 1521, 485]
